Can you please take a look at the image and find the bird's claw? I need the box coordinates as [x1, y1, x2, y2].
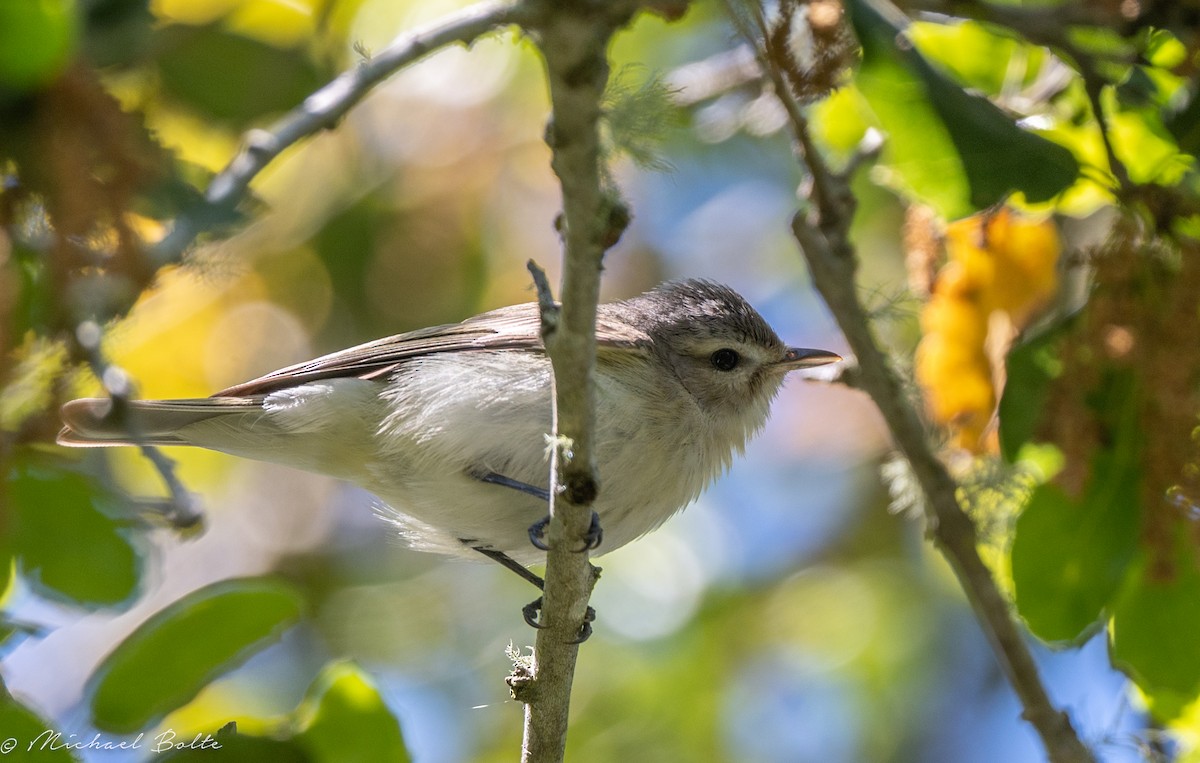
[528, 517, 550, 551]
[523, 596, 547, 629]
[569, 607, 596, 644]
[526, 511, 602, 553]
[521, 597, 596, 643]
[581, 511, 602, 552]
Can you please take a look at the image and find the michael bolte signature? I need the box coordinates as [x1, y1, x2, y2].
[3, 729, 221, 754]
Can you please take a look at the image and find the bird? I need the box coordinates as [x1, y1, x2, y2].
[59, 279, 840, 577]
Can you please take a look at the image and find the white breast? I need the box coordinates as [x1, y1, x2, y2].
[360, 350, 731, 561]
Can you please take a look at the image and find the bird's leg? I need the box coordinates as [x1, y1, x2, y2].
[476, 471, 602, 552]
[477, 471, 551, 502]
[468, 546, 548, 630]
[472, 470, 598, 641]
[470, 546, 545, 590]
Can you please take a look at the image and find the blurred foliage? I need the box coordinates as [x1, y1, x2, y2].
[157, 660, 408, 761]
[90, 578, 304, 733]
[7, 455, 141, 606]
[848, 0, 1081, 218]
[0, 676, 76, 762]
[0, 0, 1199, 760]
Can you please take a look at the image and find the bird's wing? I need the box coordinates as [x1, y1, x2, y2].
[215, 302, 651, 397]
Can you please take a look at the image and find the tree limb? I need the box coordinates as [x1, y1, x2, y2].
[517, 0, 692, 758]
[791, 214, 1095, 763]
[733, 3, 1097, 761]
[519, 6, 623, 760]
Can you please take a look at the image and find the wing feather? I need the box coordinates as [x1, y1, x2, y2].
[215, 302, 650, 397]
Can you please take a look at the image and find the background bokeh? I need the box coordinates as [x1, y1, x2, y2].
[0, 0, 1161, 760]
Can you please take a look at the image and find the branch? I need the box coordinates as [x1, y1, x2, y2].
[149, 0, 527, 264]
[523, 10, 619, 763]
[791, 216, 1095, 763]
[74, 321, 204, 531]
[732, 5, 1097, 762]
[517, 1, 656, 759]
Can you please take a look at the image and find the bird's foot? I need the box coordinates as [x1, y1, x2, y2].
[527, 511, 602, 553]
[522, 596, 596, 643]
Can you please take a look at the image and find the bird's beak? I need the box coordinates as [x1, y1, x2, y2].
[777, 347, 842, 370]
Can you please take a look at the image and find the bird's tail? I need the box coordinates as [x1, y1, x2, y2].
[57, 397, 260, 448]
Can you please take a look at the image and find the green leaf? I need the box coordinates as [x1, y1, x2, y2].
[90, 578, 304, 733]
[295, 661, 409, 763]
[0, 680, 78, 762]
[157, 732, 310, 762]
[7, 462, 141, 607]
[1010, 371, 1141, 643]
[998, 319, 1070, 462]
[846, 0, 1078, 217]
[0, 553, 13, 602]
[1110, 97, 1190, 186]
[1110, 544, 1200, 721]
[1010, 479, 1136, 642]
[154, 24, 324, 125]
[847, 0, 969, 217]
[155, 661, 410, 762]
[0, 0, 78, 95]
[6, 243, 57, 343]
[82, 0, 156, 69]
[909, 20, 1045, 98]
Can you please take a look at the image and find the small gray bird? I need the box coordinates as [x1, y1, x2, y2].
[59, 280, 839, 573]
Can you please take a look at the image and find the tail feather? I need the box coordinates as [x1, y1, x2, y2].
[57, 397, 262, 448]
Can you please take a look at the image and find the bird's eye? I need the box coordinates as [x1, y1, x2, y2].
[710, 348, 740, 371]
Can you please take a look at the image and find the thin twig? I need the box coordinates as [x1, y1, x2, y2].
[527, 260, 560, 336]
[74, 321, 203, 531]
[58, 1, 525, 531]
[731, 3, 1097, 761]
[148, 0, 527, 264]
[736, 2, 845, 235]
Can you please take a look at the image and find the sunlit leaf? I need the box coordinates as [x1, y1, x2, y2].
[847, 0, 969, 217]
[909, 20, 1046, 97]
[295, 661, 410, 763]
[809, 85, 870, 163]
[1110, 99, 1190, 186]
[7, 461, 141, 607]
[847, 0, 1078, 217]
[0, 0, 78, 94]
[90, 578, 304, 733]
